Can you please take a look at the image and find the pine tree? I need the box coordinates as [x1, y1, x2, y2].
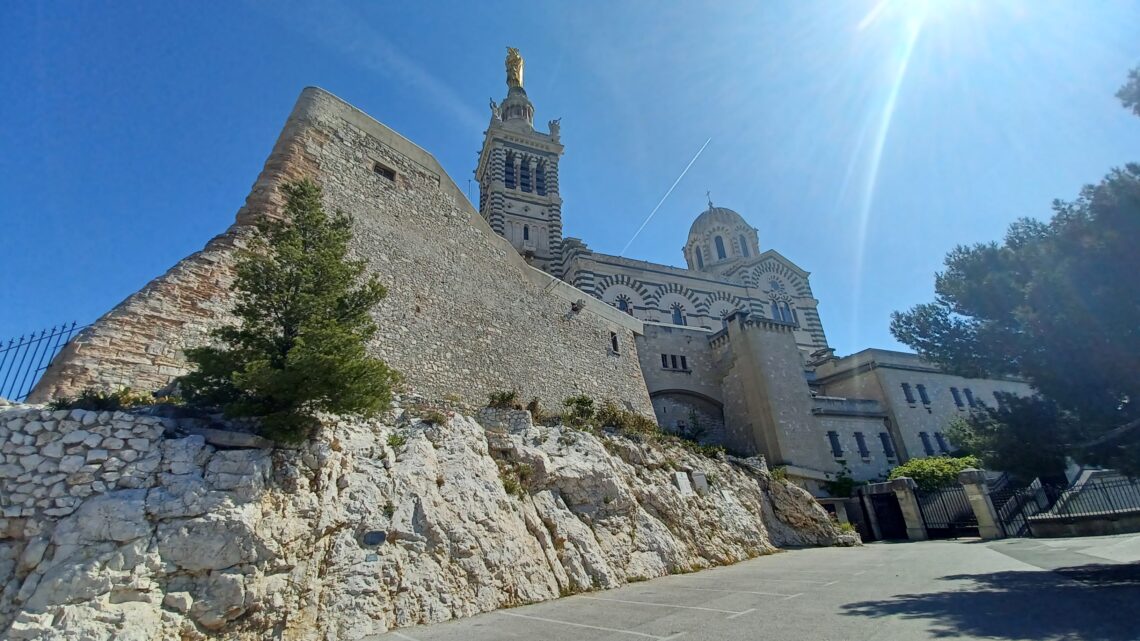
[180, 179, 399, 442]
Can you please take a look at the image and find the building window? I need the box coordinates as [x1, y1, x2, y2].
[768, 301, 796, 325]
[739, 234, 750, 258]
[671, 355, 679, 369]
[661, 354, 669, 368]
[695, 247, 704, 269]
[951, 387, 964, 408]
[919, 432, 935, 456]
[827, 431, 844, 458]
[855, 432, 870, 458]
[610, 332, 619, 354]
[714, 236, 727, 260]
[536, 161, 547, 195]
[520, 159, 532, 192]
[671, 303, 686, 326]
[373, 162, 396, 181]
[522, 224, 529, 241]
[679, 355, 688, 370]
[934, 432, 950, 454]
[901, 383, 916, 404]
[504, 153, 517, 189]
[964, 388, 977, 408]
[879, 432, 896, 458]
[916, 384, 930, 405]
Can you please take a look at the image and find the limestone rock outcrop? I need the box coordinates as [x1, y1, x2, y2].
[0, 401, 843, 640]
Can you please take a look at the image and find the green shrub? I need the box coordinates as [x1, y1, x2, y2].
[178, 179, 399, 443]
[770, 466, 788, 481]
[823, 468, 861, 497]
[562, 394, 595, 427]
[48, 387, 156, 412]
[387, 433, 407, 448]
[838, 521, 858, 534]
[888, 455, 981, 492]
[488, 390, 520, 409]
[420, 410, 449, 425]
[595, 400, 660, 437]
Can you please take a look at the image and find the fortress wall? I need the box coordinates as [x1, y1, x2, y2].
[31, 88, 652, 415]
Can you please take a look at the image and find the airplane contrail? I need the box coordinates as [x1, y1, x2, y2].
[620, 137, 712, 255]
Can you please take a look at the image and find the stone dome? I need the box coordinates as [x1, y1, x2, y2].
[683, 205, 759, 272]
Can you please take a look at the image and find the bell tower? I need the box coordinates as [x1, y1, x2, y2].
[475, 47, 565, 275]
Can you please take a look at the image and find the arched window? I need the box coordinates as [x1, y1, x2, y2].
[714, 236, 727, 260]
[520, 157, 532, 192]
[504, 153, 517, 189]
[536, 161, 547, 195]
[523, 225, 529, 241]
[739, 235, 750, 257]
[616, 297, 629, 313]
[695, 247, 704, 269]
[671, 303, 686, 326]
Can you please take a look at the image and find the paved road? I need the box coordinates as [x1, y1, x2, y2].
[371, 533, 1140, 641]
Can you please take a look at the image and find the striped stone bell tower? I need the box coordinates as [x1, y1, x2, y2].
[475, 47, 565, 275]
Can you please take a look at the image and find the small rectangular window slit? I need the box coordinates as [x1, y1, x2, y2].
[373, 162, 396, 181]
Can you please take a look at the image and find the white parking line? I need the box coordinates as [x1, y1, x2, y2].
[387, 632, 422, 641]
[578, 596, 748, 615]
[726, 576, 833, 585]
[499, 611, 684, 640]
[671, 586, 798, 598]
[727, 608, 756, 620]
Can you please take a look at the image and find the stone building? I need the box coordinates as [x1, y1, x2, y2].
[32, 49, 1032, 495]
[476, 50, 1034, 492]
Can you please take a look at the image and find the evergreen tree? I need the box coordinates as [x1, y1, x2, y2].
[180, 179, 399, 442]
[890, 69, 1140, 474]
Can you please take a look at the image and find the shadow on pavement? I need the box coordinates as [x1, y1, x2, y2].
[841, 563, 1140, 640]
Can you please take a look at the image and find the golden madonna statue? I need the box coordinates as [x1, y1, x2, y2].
[505, 47, 524, 88]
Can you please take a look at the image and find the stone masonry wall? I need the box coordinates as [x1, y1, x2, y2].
[30, 87, 652, 416]
[0, 400, 846, 640]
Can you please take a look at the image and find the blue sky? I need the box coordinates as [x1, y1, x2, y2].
[2, 1, 1138, 356]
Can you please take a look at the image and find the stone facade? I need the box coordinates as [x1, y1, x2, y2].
[27, 50, 1035, 496]
[30, 88, 652, 417]
[815, 349, 1034, 463]
[0, 401, 843, 639]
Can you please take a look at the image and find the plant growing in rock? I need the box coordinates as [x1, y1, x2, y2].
[487, 390, 520, 409]
[387, 433, 407, 448]
[48, 387, 155, 412]
[179, 179, 399, 443]
[562, 394, 595, 428]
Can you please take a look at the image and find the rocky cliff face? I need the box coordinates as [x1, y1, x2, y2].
[0, 400, 845, 640]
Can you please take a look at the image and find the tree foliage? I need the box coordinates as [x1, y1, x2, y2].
[888, 455, 981, 492]
[890, 70, 1140, 474]
[945, 396, 1071, 483]
[1118, 67, 1140, 118]
[180, 179, 399, 442]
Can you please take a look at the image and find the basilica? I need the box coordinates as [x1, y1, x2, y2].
[476, 49, 1031, 491]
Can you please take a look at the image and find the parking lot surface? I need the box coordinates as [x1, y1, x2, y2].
[371, 534, 1140, 641]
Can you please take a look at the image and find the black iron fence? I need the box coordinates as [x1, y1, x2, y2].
[1036, 477, 1140, 519]
[0, 322, 86, 402]
[993, 476, 1140, 537]
[916, 485, 979, 538]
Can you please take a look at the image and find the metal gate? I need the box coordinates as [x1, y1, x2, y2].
[917, 485, 978, 539]
[870, 492, 908, 540]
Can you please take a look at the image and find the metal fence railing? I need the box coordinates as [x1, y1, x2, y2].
[0, 322, 86, 402]
[1034, 476, 1140, 519]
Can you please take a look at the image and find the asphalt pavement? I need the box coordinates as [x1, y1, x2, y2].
[370, 533, 1140, 641]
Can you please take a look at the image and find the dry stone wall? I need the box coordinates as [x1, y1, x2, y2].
[30, 87, 652, 416]
[0, 399, 846, 640]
